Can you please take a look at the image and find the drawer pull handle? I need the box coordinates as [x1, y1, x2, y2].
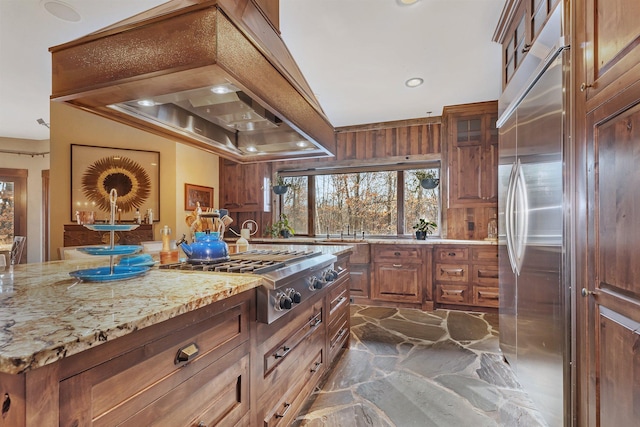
[393, 264, 403, 268]
[310, 315, 322, 327]
[477, 270, 498, 279]
[310, 361, 322, 373]
[274, 345, 291, 359]
[394, 252, 401, 256]
[478, 291, 499, 299]
[197, 422, 206, 427]
[175, 343, 199, 364]
[448, 252, 457, 257]
[335, 327, 348, 343]
[275, 402, 292, 418]
[441, 268, 464, 276]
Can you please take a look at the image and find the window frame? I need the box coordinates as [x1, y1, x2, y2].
[279, 162, 441, 238]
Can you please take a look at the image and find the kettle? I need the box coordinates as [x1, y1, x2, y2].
[176, 230, 230, 264]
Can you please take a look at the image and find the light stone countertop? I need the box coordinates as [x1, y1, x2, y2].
[243, 237, 498, 246]
[0, 244, 350, 375]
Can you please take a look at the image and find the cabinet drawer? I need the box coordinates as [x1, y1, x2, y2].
[435, 247, 469, 262]
[328, 278, 349, 320]
[471, 247, 498, 263]
[472, 264, 499, 285]
[328, 309, 349, 363]
[60, 302, 249, 426]
[263, 349, 324, 427]
[435, 263, 468, 282]
[473, 286, 499, 308]
[373, 245, 422, 263]
[264, 307, 323, 376]
[436, 285, 470, 305]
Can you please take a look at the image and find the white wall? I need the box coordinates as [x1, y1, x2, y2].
[0, 137, 50, 263]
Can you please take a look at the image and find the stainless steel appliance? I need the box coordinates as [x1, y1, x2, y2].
[160, 249, 340, 324]
[497, 4, 571, 426]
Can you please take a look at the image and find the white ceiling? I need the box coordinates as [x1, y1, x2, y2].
[0, 0, 504, 142]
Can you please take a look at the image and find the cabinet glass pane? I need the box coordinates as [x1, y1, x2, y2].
[457, 119, 482, 143]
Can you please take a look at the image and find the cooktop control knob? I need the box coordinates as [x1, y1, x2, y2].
[323, 269, 338, 281]
[274, 292, 292, 311]
[284, 288, 302, 304]
[308, 276, 324, 290]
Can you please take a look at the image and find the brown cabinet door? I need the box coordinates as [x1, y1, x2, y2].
[446, 103, 498, 208]
[581, 0, 640, 109]
[580, 84, 640, 427]
[220, 160, 271, 212]
[372, 263, 423, 303]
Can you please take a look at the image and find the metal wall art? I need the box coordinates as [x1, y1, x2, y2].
[71, 144, 160, 222]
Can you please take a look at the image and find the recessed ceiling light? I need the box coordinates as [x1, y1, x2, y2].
[137, 99, 156, 107]
[42, 0, 81, 22]
[296, 141, 308, 148]
[211, 85, 233, 94]
[397, 0, 420, 5]
[246, 146, 258, 152]
[405, 77, 424, 88]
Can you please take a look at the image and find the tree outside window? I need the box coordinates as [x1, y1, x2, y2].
[281, 167, 440, 237]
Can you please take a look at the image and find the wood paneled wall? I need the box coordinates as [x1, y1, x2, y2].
[276, 117, 441, 170]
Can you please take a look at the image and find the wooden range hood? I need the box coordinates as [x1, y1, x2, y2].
[50, 0, 336, 163]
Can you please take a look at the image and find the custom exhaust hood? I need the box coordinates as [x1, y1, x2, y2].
[49, 0, 336, 163]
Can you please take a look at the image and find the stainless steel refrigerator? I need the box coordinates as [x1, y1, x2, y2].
[497, 4, 571, 426]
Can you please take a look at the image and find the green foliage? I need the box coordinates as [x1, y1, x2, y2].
[412, 218, 437, 234]
[414, 170, 437, 181]
[265, 214, 295, 237]
[274, 174, 289, 187]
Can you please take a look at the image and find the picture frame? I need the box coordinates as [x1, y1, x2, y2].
[70, 144, 160, 222]
[185, 183, 214, 211]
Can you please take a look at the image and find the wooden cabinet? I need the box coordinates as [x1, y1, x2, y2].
[496, 0, 560, 87]
[0, 291, 254, 427]
[573, 1, 640, 424]
[63, 224, 153, 247]
[254, 297, 326, 427]
[346, 242, 371, 299]
[220, 159, 271, 212]
[434, 245, 498, 309]
[580, 0, 640, 110]
[444, 101, 498, 208]
[370, 244, 429, 306]
[577, 76, 640, 427]
[326, 274, 350, 365]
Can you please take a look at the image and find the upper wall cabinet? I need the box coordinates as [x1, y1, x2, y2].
[495, 0, 560, 88]
[580, 0, 640, 110]
[220, 159, 271, 212]
[444, 101, 498, 208]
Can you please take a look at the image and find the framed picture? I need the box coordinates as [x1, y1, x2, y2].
[185, 183, 214, 211]
[70, 144, 160, 222]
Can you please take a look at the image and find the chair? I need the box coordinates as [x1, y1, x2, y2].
[10, 236, 26, 265]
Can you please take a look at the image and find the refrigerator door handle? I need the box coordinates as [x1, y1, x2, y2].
[505, 161, 519, 274]
[512, 161, 528, 275]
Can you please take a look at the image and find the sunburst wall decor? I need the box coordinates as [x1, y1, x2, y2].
[71, 145, 160, 222]
[81, 156, 151, 212]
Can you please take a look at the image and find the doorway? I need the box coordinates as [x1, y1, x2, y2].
[0, 168, 27, 263]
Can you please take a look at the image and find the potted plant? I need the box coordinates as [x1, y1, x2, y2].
[414, 170, 439, 189]
[272, 174, 290, 195]
[412, 218, 437, 240]
[266, 214, 295, 238]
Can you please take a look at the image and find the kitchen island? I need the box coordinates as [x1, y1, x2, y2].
[0, 244, 352, 426]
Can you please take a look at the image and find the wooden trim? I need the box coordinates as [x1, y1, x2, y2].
[277, 155, 441, 176]
[336, 116, 441, 133]
[492, 0, 521, 43]
[42, 170, 50, 261]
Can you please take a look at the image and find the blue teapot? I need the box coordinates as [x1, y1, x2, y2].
[177, 230, 230, 264]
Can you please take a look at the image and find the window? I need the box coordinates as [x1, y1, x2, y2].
[281, 166, 440, 237]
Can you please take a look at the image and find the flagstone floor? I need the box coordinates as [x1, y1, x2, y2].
[294, 305, 548, 427]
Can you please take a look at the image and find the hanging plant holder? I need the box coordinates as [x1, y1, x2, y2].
[272, 185, 289, 195]
[420, 178, 440, 189]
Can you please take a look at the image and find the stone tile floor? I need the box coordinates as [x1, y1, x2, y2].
[294, 305, 548, 427]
